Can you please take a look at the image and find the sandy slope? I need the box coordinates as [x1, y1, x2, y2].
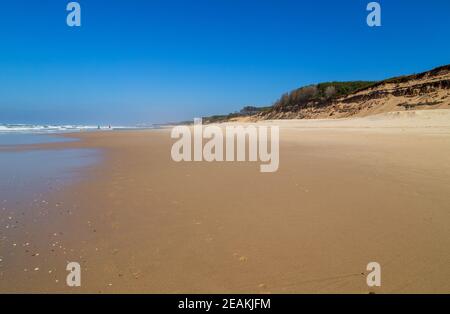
[259, 65, 450, 120]
[1, 110, 449, 293]
[252, 109, 450, 131]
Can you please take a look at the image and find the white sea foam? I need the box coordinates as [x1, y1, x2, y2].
[0, 124, 147, 134]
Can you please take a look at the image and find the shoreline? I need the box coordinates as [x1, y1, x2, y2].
[1, 111, 450, 293]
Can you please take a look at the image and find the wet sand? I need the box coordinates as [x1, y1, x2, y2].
[1, 110, 450, 293]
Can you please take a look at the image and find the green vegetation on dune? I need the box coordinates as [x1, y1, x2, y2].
[316, 81, 376, 98]
[203, 106, 271, 123]
[275, 81, 376, 109]
[202, 82, 375, 123]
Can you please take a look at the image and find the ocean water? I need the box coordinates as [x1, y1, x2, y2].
[0, 123, 156, 207]
[0, 124, 111, 133]
[0, 123, 152, 134]
[0, 133, 77, 145]
[0, 133, 99, 208]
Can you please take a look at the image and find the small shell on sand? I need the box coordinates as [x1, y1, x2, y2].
[238, 256, 248, 262]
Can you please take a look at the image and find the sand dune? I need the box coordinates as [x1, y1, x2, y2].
[258, 65, 450, 120]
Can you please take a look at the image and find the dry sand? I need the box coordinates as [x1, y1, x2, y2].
[1, 110, 450, 293]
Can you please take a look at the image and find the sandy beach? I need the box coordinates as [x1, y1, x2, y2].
[1, 110, 450, 293]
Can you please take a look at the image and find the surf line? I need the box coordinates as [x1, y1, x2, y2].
[171, 118, 279, 173]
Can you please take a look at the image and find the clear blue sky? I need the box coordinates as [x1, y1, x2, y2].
[0, 0, 449, 125]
